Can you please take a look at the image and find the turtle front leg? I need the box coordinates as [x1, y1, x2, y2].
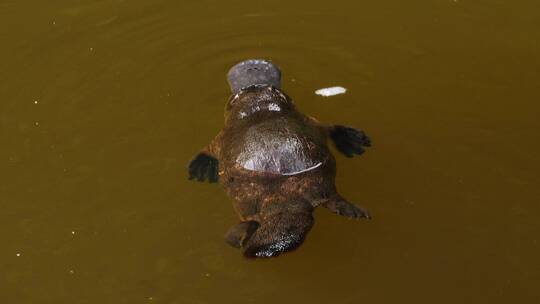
[328, 125, 371, 157]
[187, 132, 222, 183]
[187, 153, 218, 182]
[322, 195, 371, 220]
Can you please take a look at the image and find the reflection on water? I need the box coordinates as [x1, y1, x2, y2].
[1, 0, 539, 303]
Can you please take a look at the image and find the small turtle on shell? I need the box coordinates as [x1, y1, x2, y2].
[188, 59, 371, 258]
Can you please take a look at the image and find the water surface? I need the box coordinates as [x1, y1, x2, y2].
[1, 0, 539, 303]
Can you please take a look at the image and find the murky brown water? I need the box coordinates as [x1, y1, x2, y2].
[2, 0, 540, 303]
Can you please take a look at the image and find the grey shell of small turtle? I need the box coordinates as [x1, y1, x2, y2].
[229, 117, 327, 175]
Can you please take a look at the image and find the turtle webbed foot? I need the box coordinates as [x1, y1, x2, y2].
[224, 221, 259, 248]
[323, 196, 371, 220]
[330, 125, 371, 157]
[187, 153, 219, 183]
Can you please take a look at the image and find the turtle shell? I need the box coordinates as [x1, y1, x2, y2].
[226, 117, 328, 175]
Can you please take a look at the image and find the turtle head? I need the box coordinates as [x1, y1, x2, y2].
[225, 60, 294, 122]
[227, 59, 281, 93]
[242, 201, 314, 258]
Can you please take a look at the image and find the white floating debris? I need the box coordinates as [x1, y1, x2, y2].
[34, 100, 38, 104]
[16, 253, 21, 257]
[315, 86, 347, 97]
[71, 231, 76, 235]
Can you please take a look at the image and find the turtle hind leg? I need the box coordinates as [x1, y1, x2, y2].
[329, 125, 371, 157]
[187, 153, 218, 183]
[322, 195, 371, 220]
[224, 221, 259, 248]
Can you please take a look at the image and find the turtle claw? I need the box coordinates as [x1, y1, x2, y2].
[187, 153, 219, 183]
[330, 125, 371, 157]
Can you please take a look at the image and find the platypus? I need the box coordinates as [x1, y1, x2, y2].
[188, 59, 371, 258]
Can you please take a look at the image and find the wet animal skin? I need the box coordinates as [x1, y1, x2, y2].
[188, 59, 371, 258]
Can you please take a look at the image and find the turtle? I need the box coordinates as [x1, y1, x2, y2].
[187, 59, 371, 258]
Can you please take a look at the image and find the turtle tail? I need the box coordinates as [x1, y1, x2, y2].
[242, 210, 314, 258]
[227, 59, 281, 93]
